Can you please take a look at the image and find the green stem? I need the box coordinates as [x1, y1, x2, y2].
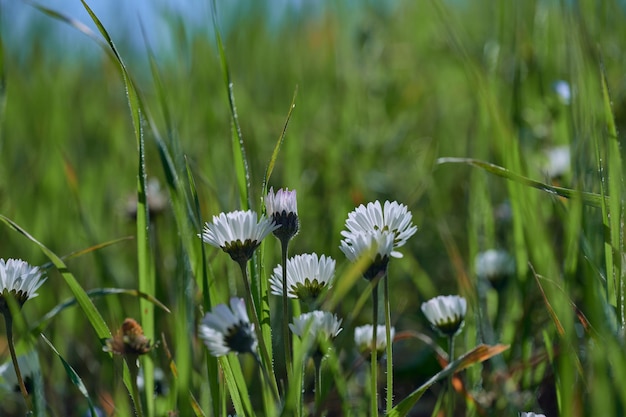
[384, 273, 393, 413]
[313, 355, 323, 413]
[127, 356, 145, 417]
[237, 260, 280, 401]
[3, 311, 33, 412]
[280, 238, 293, 379]
[254, 353, 280, 404]
[447, 335, 455, 417]
[370, 283, 379, 417]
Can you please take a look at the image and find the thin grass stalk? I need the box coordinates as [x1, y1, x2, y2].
[236, 260, 280, 401]
[447, 335, 455, 417]
[186, 159, 221, 416]
[254, 353, 280, 404]
[384, 274, 393, 413]
[3, 312, 33, 412]
[370, 283, 379, 416]
[280, 238, 293, 378]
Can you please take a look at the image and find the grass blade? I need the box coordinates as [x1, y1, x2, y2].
[437, 157, 606, 207]
[41, 334, 99, 417]
[211, 0, 251, 211]
[261, 86, 298, 197]
[0, 215, 111, 341]
[599, 67, 624, 324]
[388, 344, 509, 417]
[76, 2, 156, 415]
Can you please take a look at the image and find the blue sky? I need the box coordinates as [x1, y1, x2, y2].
[1, 0, 331, 59]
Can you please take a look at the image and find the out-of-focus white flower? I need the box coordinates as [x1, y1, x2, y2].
[421, 295, 467, 337]
[475, 249, 515, 290]
[290, 311, 343, 352]
[199, 298, 257, 357]
[0, 350, 40, 392]
[265, 187, 299, 242]
[200, 210, 279, 263]
[340, 230, 395, 281]
[341, 200, 417, 258]
[354, 324, 395, 354]
[269, 253, 335, 304]
[519, 413, 546, 417]
[553, 80, 571, 104]
[542, 145, 570, 180]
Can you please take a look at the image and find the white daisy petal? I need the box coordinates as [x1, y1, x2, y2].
[0, 259, 46, 306]
[269, 253, 335, 302]
[198, 297, 257, 357]
[421, 295, 467, 337]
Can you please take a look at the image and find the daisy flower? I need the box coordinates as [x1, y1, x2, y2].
[200, 210, 279, 264]
[421, 295, 467, 337]
[265, 187, 299, 242]
[290, 311, 343, 354]
[519, 413, 546, 417]
[269, 253, 335, 305]
[198, 298, 257, 357]
[340, 230, 395, 281]
[354, 324, 395, 355]
[0, 350, 39, 393]
[475, 249, 515, 291]
[341, 200, 417, 258]
[0, 259, 46, 311]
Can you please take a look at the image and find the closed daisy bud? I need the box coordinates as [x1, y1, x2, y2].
[265, 187, 299, 242]
[421, 295, 467, 337]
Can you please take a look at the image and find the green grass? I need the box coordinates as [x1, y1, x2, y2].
[1, 0, 626, 415]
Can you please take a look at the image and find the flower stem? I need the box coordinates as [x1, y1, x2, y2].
[370, 283, 379, 417]
[383, 273, 393, 413]
[280, 238, 293, 379]
[447, 334, 455, 417]
[237, 260, 280, 401]
[3, 311, 33, 412]
[127, 356, 145, 417]
[254, 353, 280, 404]
[313, 354, 323, 413]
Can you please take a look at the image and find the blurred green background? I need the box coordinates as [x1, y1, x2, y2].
[1, 0, 626, 415]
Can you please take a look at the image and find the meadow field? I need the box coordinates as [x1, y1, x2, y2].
[1, 0, 625, 416]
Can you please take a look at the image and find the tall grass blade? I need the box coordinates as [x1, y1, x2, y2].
[210, 0, 250, 211]
[41, 334, 99, 417]
[600, 68, 624, 325]
[221, 355, 253, 417]
[186, 157, 221, 416]
[437, 157, 606, 207]
[209, 3, 278, 410]
[75, 2, 156, 415]
[0, 215, 111, 340]
[32, 287, 169, 335]
[262, 86, 298, 195]
[0, 33, 6, 136]
[388, 344, 509, 417]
